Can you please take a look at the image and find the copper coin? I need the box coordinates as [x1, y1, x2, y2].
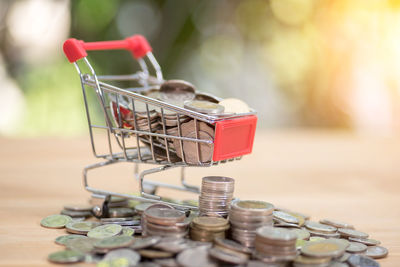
[173, 120, 214, 164]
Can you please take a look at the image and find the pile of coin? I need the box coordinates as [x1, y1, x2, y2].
[254, 226, 298, 262]
[110, 79, 253, 164]
[198, 176, 234, 217]
[229, 200, 274, 247]
[142, 204, 189, 238]
[39, 176, 389, 266]
[189, 216, 229, 242]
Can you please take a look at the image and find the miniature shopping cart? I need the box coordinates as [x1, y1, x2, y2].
[63, 35, 257, 216]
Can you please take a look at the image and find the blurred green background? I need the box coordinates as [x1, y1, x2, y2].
[1, 0, 400, 136]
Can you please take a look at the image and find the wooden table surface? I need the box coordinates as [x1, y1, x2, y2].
[0, 130, 399, 266]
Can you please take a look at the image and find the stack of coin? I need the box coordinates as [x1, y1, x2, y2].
[254, 226, 298, 263]
[41, 199, 388, 266]
[142, 204, 189, 238]
[189, 217, 229, 242]
[61, 204, 93, 219]
[229, 200, 274, 247]
[198, 176, 234, 217]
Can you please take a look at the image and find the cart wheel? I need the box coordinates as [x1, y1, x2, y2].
[91, 195, 111, 218]
[142, 182, 158, 195]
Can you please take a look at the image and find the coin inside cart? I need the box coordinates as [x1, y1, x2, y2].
[160, 79, 196, 102]
[184, 100, 225, 115]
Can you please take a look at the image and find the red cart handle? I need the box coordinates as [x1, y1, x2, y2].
[63, 35, 152, 63]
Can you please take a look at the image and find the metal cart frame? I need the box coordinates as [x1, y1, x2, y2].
[63, 35, 257, 215]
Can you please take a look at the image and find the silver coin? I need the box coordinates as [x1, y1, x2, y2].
[273, 211, 299, 224]
[177, 247, 217, 267]
[66, 237, 97, 253]
[329, 262, 350, 267]
[159, 80, 196, 102]
[153, 237, 191, 253]
[94, 235, 134, 249]
[64, 204, 93, 212]
[136, 262, 163, 267]
[41, 214, 72, 229]
[214, 237, 252, 254]
[230, 200, 274, 215]
[364, 245, 388, 259]
[130, 236, 161, 250]
[48, 250, 85, 264]
[273, 221, 301, 229]
[184, 100, 225, 115]
[121, 227, 135, 236]
[289, 228, 310, 240]
[109, 207, 135, 218]
[66, 221, 100, 234]
[194, 92, 222, 103]
[256, 226, 297, 241]
[337, 252, 351, 262]
[247, 260, 282, 267]
[347, 254, 380, 267]
[87, 224, 122, 239]
[292, 255, 331, 266]
[103, 220, 141, 227]
[348, 237, 381, 246]
[208, 246, 248, 264]
[154, 258, 180, 267]
[328, 238, 350, 249]
[60, 209, 92, 218]
[144, 208, 185, 226]
[84, 253, 104, 263]
[54, 234, 87, 246]
[100, 216, 138, 223]
[307, 229, 340, 238]
[104, 248, 141, 266]
[346, 241, 367, 253]
[338, 228, 369, 239]
[253, 250, 297, 263]
[305, 221, 337, 233]
[319, 218, 354, 229]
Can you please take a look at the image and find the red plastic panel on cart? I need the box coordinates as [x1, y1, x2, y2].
[213, 115, 257, 161]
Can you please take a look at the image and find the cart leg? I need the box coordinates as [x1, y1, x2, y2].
[83, 160, 198, 215]
[83, 160, 118, 218]
[133, 163, 157, 195]
[137, 166, 200, 197]
[180, 167, 200, 193]
[138, 165, 175, 200]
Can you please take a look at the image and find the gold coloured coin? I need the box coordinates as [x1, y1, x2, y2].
[301, 240, 346, 258]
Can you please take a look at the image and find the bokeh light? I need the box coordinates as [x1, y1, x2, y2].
[1, 0, 400, 136]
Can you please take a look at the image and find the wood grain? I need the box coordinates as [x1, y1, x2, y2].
[0, 130, 399, 266]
